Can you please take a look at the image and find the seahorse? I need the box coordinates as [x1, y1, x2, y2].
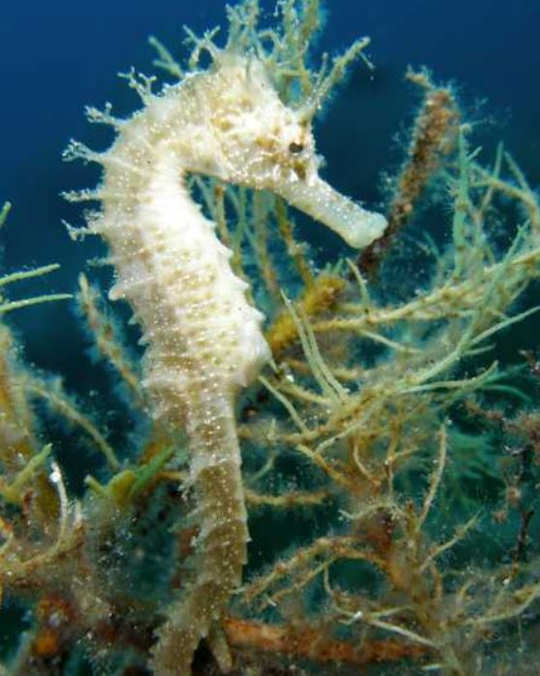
[64, 40, 386, 676]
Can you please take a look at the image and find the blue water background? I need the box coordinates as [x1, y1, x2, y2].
[0, 0, 538, 391]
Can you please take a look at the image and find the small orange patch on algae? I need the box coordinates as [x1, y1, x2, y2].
[32, 594, 77, 658]
[266, 274, 346, 357]
[33, 628, 60, 658]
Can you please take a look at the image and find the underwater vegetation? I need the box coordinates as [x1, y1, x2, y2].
[0, 0, 539, 674]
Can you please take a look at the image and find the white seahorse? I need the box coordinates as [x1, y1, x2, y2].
[64, 43, 386, 676]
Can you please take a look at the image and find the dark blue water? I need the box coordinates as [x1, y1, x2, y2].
[0, 0, 537, 387]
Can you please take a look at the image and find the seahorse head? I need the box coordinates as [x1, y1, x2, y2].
[191, 52, 318, 191]
[189, 51, 387, 249]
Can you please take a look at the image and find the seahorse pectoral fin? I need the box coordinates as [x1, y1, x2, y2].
[278, 176, 387, 249]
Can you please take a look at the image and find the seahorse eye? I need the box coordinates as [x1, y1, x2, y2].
[288, 142, 304, 154]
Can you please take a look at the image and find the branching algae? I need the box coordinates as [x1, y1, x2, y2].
[0, 1, 539, 675]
